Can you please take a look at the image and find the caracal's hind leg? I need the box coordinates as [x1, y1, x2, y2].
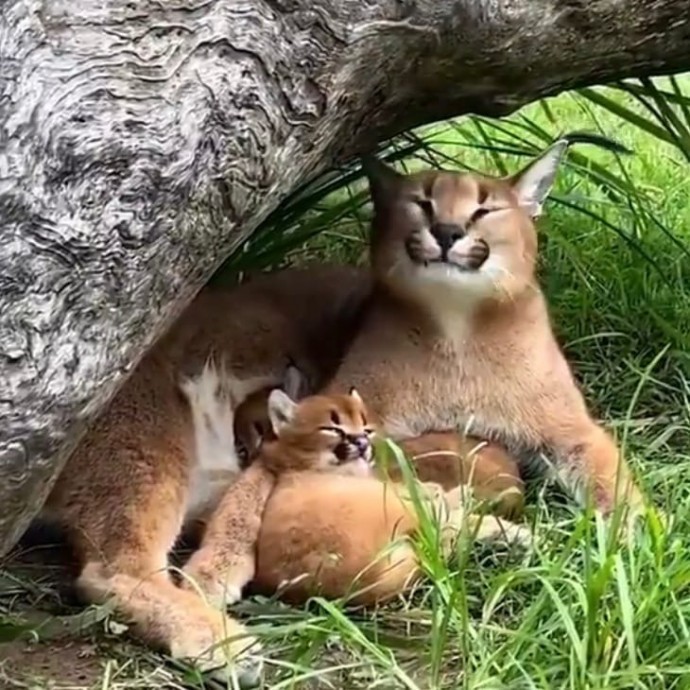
[78, 563, 260, 685]
[69, 467, 262, 686]
[47, 377, 262, 687]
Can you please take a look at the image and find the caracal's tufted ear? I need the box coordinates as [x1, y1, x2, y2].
[509, 131, 631, 218]
[508, 140, 569, 219]
[361, 153, 406, 209]
[349, 387, 363, 404]
[283, 363, 309, 401]
[268, 389, 298, 435]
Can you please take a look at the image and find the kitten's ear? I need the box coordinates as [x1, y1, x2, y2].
[349, 387, 363, 404]
[267, 389, 297, 434]
[283, 363, 308, 400]
[362, 154, 405, 208]
[509, 140, 569, 218]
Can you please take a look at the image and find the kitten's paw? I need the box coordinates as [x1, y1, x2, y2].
[183, 551, 254, 609]
[170, 614, 262, 688]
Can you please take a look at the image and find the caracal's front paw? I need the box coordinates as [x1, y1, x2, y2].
[183, 553, 254, 608]
[170, 614, 263, 688]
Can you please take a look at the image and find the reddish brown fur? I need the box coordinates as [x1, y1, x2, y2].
[254, 473, 436, 605]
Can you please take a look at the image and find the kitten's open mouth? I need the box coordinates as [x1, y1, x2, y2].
[335, 441, 372, 464]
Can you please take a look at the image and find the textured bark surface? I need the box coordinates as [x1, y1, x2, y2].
[1, 0, 690, 555]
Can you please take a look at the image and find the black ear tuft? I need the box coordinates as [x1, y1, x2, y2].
[557, 130, 632, 156]
[361, 154, 404, 207]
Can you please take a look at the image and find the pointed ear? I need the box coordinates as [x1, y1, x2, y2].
[509, 140, 569, 218]
[267, 389, 297, 435]
[349, 387, 362, 404]
[283, 364, 308, 401]
[361, 154, 405, 208]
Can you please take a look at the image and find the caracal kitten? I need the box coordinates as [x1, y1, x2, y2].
[184, 387, 530, 607]
[234, 372, 525, 518]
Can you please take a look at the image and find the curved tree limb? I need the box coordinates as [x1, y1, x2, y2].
[1, 0, 689, 554]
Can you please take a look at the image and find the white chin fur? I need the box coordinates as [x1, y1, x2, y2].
[410, 260, 499, 304]
[347, 457, 375, 477]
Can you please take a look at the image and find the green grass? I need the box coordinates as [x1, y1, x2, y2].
[3, 76, 690, 689]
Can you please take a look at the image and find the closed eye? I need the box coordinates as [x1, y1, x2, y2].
[364, 427, 375, 436]
[319, 425, 345, 439]
[413, 198, 434, 220]
[469, 207, 491, 224]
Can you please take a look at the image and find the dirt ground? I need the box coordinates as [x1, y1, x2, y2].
[0, 532, 177, 690]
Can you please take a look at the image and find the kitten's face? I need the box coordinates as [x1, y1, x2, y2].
[370, 169, 539, 308]
[286, 392, 376, 476]
[267, 389, 377, 477]
[234, 387, 275, 467]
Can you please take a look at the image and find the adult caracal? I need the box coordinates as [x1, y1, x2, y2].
[42, 267, 370, 686]
[37, 135, 642, 685]
[185, 387, 530, 607]
[323, 138, 643, 519]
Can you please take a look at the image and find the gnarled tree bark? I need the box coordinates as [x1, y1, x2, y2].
[1, 0, 689, 555]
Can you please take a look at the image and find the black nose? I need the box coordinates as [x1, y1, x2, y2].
[352, 434, 370, 455]
[335, 434, 370, 462]
[431, 223, 465, 260]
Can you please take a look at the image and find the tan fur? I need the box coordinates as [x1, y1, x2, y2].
[323, 157, 642, 516]
[42, 266, 370, 682]
[188, 391, 530, 607]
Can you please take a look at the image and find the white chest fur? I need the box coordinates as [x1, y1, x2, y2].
[179, 361, 275, 520]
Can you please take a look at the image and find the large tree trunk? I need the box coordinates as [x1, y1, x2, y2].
[1, 0, 689, 555]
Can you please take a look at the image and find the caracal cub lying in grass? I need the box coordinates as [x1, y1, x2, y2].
[184, 387, 531, 607]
